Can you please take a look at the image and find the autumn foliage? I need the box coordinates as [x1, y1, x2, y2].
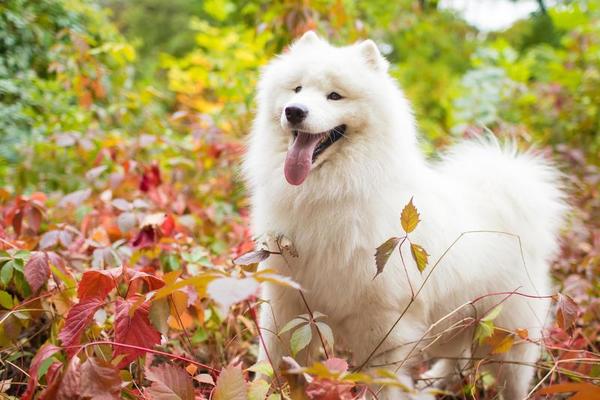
[1, 0, 600, 399]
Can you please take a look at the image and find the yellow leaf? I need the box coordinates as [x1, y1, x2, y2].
[401, 198, 420, 233]
[410, 243, 429, 272]
[484, 330, 515, 354]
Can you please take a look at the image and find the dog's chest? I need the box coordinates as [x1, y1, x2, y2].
[259, 196, 394, 317]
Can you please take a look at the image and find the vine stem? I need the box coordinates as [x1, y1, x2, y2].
[274, 237, 331, 359]
[246, 300, 284, 394]
[356, 230, 542, 372]
[63, 340, 219, 372]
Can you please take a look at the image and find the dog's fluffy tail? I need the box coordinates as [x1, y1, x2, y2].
[442, 138, 568, 266]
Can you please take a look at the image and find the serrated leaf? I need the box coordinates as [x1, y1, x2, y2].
[1, 260, 15, 286]
[485, 330, 514, 354]
[24, 252, 50, 293]
[59, 297, 105, 356]
[77, 268, 119, 300]
[233, 249, 271, 266]
[315, 321, 334, 349]
[280, 317, 308, 335]
[410, 243, 429, 272]
[80, 357, 121, 400]
[556, 293, 578, 331]
[248, 379, 270, 400]
[114, 296, 161, 366]
[247, 361, 273, 378]
[374, 237, 401, 278]
[214, 365, 247, 400]
[0, 290, 13, 309]
[474, 320, 494, 344]
[21, 344, 61, 400]
[290, 323, 312, 356]
[149, 297, 170, 335]
[400, 198, 420, 233]
[482, 305, 503, 322]
[146, 364, 194, 400]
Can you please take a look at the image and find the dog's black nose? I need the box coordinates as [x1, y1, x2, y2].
[285, 104, 308, 124]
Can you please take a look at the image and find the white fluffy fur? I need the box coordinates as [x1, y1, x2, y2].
[244, 32, 566, 399]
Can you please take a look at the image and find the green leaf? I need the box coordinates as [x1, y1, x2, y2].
[0, 260, 14, 286]
[290, 323, 312, 357]
[214, 365, 247, 400]
[374, 237, 401, 278]
[474, 320, 494, 344]
[0, 290, 13, 309]
[247, 361, 273, 378]
[248, 379, 270, 400]
[401, 198, 420, 233]
[410, 243, 429, 273]
[482, 305, 503, 322]
[315, 321, 334, 349]
[279, 317, 308, 335]
[149, 297, 170, 335]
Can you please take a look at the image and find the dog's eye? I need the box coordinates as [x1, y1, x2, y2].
[327, 92, 343, 100]
[294, 86, 302, 93]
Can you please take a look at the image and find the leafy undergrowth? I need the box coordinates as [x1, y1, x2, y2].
[1, 130, 599, 399]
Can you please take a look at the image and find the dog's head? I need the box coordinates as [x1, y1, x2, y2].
[254, 31, 398, 186]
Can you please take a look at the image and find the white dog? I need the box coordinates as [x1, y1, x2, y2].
[244, 31, 566, 399]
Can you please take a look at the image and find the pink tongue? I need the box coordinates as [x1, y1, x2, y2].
[284, 132, 323, 185]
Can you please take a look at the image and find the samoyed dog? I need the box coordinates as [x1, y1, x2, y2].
[244, 31, 565, 399]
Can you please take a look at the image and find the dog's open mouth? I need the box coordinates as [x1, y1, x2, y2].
[284, 125, 346, 186]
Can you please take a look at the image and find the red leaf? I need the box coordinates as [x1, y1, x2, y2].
[126, 269, 165, 292]
[77, 268, 120, 300]
[145, 364, 194, 400]
[556, 293, 579, 331]
[24, 252, 51, 293]
[22, 343, 61, 400]
[536, 382, 600, 400]
[140, 163, 162, 192]
[306, 378, 355, 400]
[131, 225, 160, 248]
[39, 362, 64, 400]
[80, 357, 121, 400]
[114, 296, 161, 366]
[56, 357, 81, 400]
[59, 297, 105, 356]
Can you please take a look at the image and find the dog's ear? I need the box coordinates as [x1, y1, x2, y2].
[357, 40, 388, 72]
[294, 30, 320, 47]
